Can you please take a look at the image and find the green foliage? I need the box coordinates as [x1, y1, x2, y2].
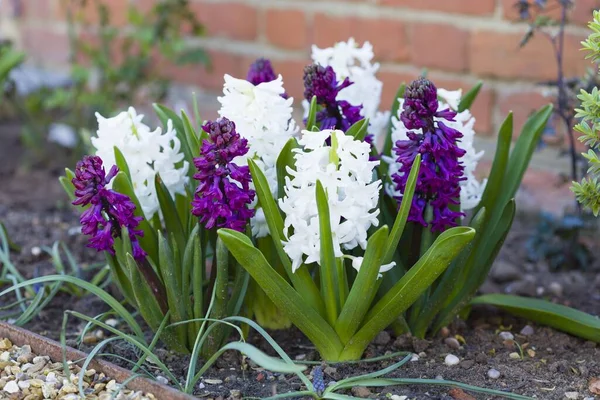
[0, 42, 24, 102]
[574, 11, 600, 215]
[12, 0, 208, 158]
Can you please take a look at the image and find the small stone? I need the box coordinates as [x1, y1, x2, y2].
[527, 349, 536, 358]
[444, 337, 461, 349]
[18, 380, 31, 389]
[373, 331, 391, 346]
[324, 367, 337, 376]
[439, 327, 450, 338]
[393, 334, 412, 349]
[0, 339, 12, 351]
[488, 369, 501, 379]
[491, 261, 521, 283]
[498, 331, 514, 341]
[390, 396, 408, 400]
[4, 380, 19, 393]
[520, 325, 534, 336]
[61, 382, 77, 393]
[105, 319, 118, 328]
[229, 389, 242, 399]
[412, 338, 430, 353]
[509, 352, 521, 359]
[31, 246, 42, 256]
[475, 353, 488, 364]
[548, 282, 563, 297]
[156, 375, 168, 385]
[564, 392, 579, 399]
[410, 354, 419, 362]
[461, 360, 474, 370]
[294, 354, 306, 361]
[0, 352, 10, 362]
[82, 335, 98, 345]
[444, 354, 460, 366]
[351, 386, 372, 398]
[95, 330, 105, 340]
[589, 377, 600, 395]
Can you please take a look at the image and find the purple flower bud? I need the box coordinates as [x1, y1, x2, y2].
[392, 78, 466, 232]
[303, 64, 364, 135]
[247, 58, 277, 85]
[72, 155, 146, 259]
[191, 118, 256, 231]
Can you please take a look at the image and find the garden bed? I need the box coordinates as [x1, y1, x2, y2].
[1, 122, 600, 399]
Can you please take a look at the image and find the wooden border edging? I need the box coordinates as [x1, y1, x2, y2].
[0, 322, 195, 400]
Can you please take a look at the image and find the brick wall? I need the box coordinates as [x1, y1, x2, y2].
[1, 0, 599, 138]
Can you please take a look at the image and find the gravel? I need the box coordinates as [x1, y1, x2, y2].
[0, 338, 157, 399]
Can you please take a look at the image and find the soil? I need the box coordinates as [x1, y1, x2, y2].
[1, 123, 600, 400]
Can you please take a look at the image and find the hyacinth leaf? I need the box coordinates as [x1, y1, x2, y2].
[335, 226, 388, 344]
[432, 200, 515, 334]
[383, 83, 406, 158]
[154, 174, 185, 251]
[503, 104, 553, 200]
[248, 159, 325, 316]
[346, 118, 370, 141]
[316, 180, 340, 325]
[0, 49, 24, 83]
[112, 171, 158, 263]
[191, 233, 204, 338]
[306, 95, 319, 131]
[217, 229, 344, 360]
[156, 231, 188, 348]
[113, 147, 132, 182]
[457, 81, 483, 113]
[59, 168, 76, 201]
[153, 103, 195, 179]
[124, 253, 164, 332]
[383, 154, 421, 265]
[181, 111, 201, 159]
[276, 138, 298, 200]
[471, 294, 600, 342]
[339, 226, 475, 361]
[175, 193, 190, 233]
[411, 207, 487, 338]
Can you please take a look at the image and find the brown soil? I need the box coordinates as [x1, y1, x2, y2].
[0, 123, 599, 399]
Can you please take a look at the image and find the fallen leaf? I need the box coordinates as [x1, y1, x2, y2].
[590, 377, 600, 395]
[449, 388, 476, 400]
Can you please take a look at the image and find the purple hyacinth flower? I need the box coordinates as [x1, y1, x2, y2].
[247, 57, 288, 98]
[303, 64, 364, 135]
[392, 77, 466, 232]
[72, 155, 146, 259]
[191, 117, 255, 231]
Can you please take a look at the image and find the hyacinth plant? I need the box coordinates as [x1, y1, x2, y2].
[60, 105, 253, 357]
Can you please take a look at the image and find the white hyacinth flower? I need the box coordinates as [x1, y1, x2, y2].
[309, 38, 391, 142]
[279, 130, 381, 272]
[92, 107, 189, 219]
[349, 256, 396, 279]
[384, 89, 487, 211]
[218, 74, 298, 237]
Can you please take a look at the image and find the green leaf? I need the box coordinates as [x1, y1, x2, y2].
[340, 227, 475, 360]
[306, 96, 318, 131]
[276, 138, 298, 200]
[345, 118, 370, 141]
[383, 154, 420, 264]
[382, 84, 406, 158]
[335, 226, 388, 344]
[153, 103, 195, 179]
[113, 147, 131, 181]
[248, 159, 325, 316]
[154, 174, 185, 251]
[0, 49, 24, 83]
[457, 81, 482, 113]
[471, 294, 600, 343]
[217, 229, 343, 361]
[181, 111, 200, 158]
[218, 342, 306, 373]
[316, 180, 339, 325]
[59, 168, 76, 201]
[124, 254, 165, 333]
[174, 47, 210, 66]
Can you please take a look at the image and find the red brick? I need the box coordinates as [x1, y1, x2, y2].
[314, 14, 409, 62]
[378, 70, 421, 110]
[380, 0, 496, 16]
[272, 58, 311, 100]
[57, 0, 131, 27]
[571, 0, 599, 26]
[266, 8, 310, 51]
[24, 0, 55, 20]
[409, 23, 469, 72]
[469, 30, 588, 81]
[497, 89, 551, 139]
[163, 50, 244, 91]
[190, 1, 257, 41]
[22, 27, 70, 66]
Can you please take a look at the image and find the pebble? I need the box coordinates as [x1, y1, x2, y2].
[499, 331, 514, 341]
[229, 389, 242, 399]
[156, 376, 168, 385]
[373, 331, 391, 346]
[444, 354, 460, 366]
[412, 338, 430, 353]
[390, 396, 408, 400]
[3, 380, 19, 393]
[30, 246, 42, 256]
[204, 378, 223, 385]
[520, 325, 534, 336]
[564, 392, 579, 399]
[509, 352, 521, 359]
[549, 282, 563, 297]
[105, 319, 119, 328]
[351, 386, 372, 398]
[444, 337, 461, 349]
[487, 369, 501, 379]
[410, 354, 419, 362]
[461, 360, 474, 370]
